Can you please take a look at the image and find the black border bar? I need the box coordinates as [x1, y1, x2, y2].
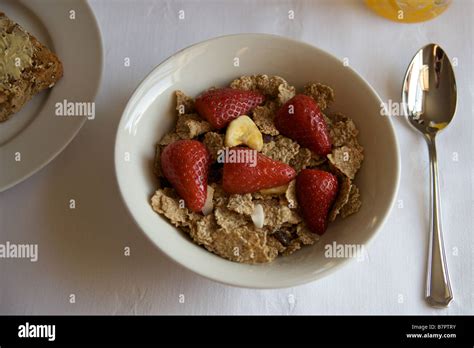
[0, 315, 472, 345]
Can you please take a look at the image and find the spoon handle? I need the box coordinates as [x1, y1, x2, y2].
[425, 136, 453, 307]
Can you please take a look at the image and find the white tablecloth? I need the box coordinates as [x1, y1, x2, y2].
[0, 0, 472, 315]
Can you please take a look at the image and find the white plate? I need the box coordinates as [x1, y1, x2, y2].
[0, 0, 103, 191]
[115, 34, 400, 288]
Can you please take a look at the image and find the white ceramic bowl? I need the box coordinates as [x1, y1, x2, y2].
[114, 34, 400, 288]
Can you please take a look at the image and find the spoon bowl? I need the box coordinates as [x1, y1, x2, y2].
[403, 44, 457, 136]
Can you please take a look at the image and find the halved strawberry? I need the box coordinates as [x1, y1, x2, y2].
[195, 88, 265, 129]
[274, 94, 332, 156]
[222, 148, 296, 194]
[161, 140, 210, 212]
[296, 169, 339, 235]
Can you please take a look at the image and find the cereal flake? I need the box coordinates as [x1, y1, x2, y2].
[304, 83, 335, 110]
[176, 113, 212, 139]
[328, 176, 352, 222]
[340, 184, 362, 218]
[159, 132, 181, 146]
[206, 225, 278, 264]
[203, 132, 225, 161]
[150, 188, 198, 227]
[329, 117, 359, 147]
[229, 75, 257, 91]
[296, 223, 319, 245]
[227, 193, 254, 215]
[230, 74, 292, 98]
[327, 145, 364, 179]
[188, 214, 218, 247]
[285, 180, 298, 209]
[175, 90, 195, 114]
[261, 135, 300, 164]
[252, 105, 279, 136]
[290, 147, 326, 171]
[214, 205, 250, 230]
[277, 83, 295, 105]
[282, 240, 302, 256]
[257, 199, 302, 228]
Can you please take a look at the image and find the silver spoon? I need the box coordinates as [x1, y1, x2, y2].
[402, 43, 456, 307]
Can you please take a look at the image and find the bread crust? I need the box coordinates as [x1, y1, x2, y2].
[0, 12, 63, 122]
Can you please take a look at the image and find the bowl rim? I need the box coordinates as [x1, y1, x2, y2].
[114, 33, 401, 289]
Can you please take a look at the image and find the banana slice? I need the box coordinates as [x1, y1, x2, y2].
[225, 115, 263, 151]
[259, 184, 289, 196]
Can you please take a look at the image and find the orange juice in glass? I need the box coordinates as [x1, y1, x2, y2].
[365, 0, 452, 23]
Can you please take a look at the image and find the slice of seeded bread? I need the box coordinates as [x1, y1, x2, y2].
[0, 12, 63, 122]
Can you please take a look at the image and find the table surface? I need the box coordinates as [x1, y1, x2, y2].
[0, 0, 472, 315]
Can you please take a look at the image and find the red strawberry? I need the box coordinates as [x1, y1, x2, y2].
[296, 169, 339, 235]
[161, 140, 210, 212]
[274, 94, 332, 156]
[195, 88, 265, 129]
[222, 148, 296, 194]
